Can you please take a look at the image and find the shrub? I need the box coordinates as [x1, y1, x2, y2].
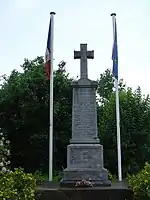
[0, 168, 37, 200]
[127, 162, 150, 200]
[0, 171, 16, 199]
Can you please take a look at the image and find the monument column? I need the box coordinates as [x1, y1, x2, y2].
[60, 44, 111, 187]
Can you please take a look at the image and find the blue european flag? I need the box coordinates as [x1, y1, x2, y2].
[112, 19, 118, 79]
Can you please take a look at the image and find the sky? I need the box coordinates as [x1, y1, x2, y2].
[0, 0, 150, 95]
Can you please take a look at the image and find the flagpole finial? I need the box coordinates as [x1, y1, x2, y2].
[111, 13, 116, 16]
[50, 12, 56, 15]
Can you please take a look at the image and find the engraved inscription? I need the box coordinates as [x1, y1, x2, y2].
[72, 87, 97, 138]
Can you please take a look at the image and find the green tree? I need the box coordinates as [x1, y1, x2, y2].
[0, 57, 72, 172]
[97, 70, 150, 176]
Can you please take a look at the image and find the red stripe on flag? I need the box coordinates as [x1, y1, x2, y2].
[45, 60, 51, 80]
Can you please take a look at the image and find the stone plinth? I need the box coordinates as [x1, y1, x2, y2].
[37, 181, 133, 200]
[62, 144, 110, 186]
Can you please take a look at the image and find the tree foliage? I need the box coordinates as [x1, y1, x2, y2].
[0, 57, 72, 172]
[97, 70, 150, 176]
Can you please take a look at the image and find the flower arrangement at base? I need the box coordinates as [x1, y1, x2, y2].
[75, 179, 93, 187]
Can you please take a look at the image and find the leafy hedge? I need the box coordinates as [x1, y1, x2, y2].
[0, 168, 38, 200]
[128, 162, 150, 200]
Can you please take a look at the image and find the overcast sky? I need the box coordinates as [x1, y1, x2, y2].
[1, 0, 150, 94]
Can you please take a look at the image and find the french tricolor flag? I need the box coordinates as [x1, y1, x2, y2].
[45, 12, 55, 182]
[45, 18, 52, 80]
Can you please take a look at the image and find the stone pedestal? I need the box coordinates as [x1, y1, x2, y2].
[61, 144, 110, 186]
[60, 44, 111, 187]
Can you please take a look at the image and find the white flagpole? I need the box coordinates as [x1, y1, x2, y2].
[49, 12, 55, 182]
[111, 13, 122, 182]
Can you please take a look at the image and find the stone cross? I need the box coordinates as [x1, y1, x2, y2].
[74, 44, 94, 79]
